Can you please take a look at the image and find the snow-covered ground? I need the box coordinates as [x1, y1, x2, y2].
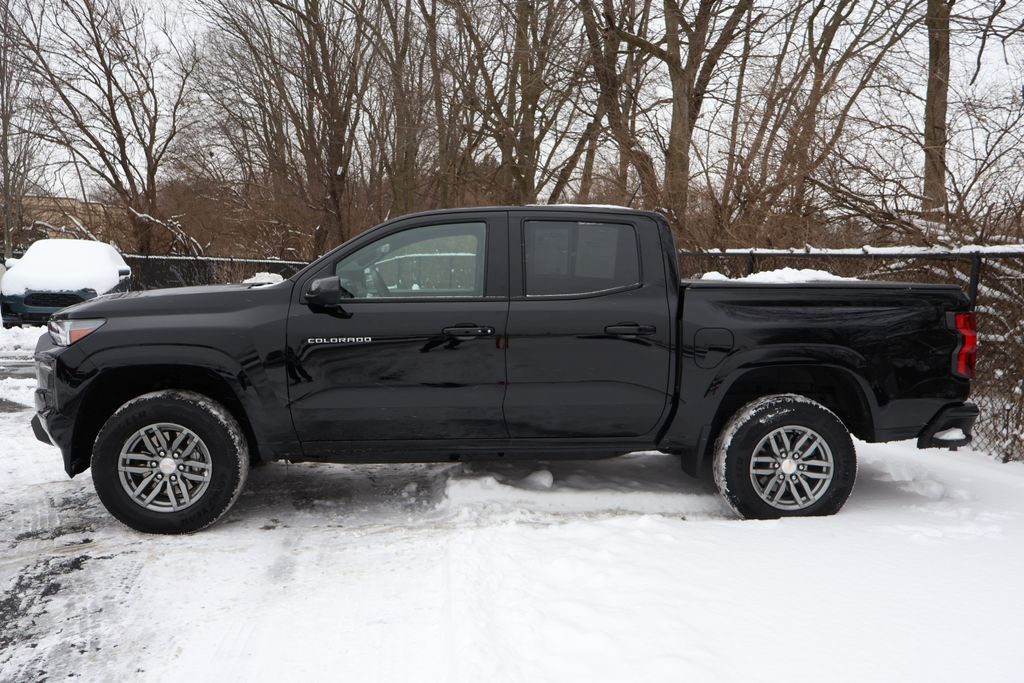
[0, 326, 42, 384]
[2, 326, 1023, 682]
[0, 325, 43, 357]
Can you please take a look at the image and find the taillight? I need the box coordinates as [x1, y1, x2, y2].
[953, 312, 977, 378]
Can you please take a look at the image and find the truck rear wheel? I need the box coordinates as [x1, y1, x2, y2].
[713, 394, 856, 519]
[91, 390, 249, 534]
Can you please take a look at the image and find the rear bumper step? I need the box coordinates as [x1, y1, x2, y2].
[917, 402, 979, 449]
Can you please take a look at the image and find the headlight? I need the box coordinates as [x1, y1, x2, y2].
[48, 318, 105, 346]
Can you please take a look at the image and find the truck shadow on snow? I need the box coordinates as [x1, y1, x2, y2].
[226, 451, 971, 527]
[228, 453, 733, 526]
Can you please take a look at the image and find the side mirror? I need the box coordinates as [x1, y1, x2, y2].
[301, 276, 353, 314]
[5, 257, 18, 268]
[118, 267, 131, 280]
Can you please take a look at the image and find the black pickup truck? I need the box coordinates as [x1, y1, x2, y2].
[31, 206, 979, 533]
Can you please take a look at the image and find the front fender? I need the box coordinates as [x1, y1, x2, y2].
[48, 342, 298, 476]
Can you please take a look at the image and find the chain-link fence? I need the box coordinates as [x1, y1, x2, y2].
[679, 250, 1024, 462]
[7, 250, 310, 290]
[122, 254, 308, 290]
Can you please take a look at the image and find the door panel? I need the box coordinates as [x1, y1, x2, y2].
[287, 301, 508, 440]
[503, 213, 673, 438]
[286, 212, 509, 444]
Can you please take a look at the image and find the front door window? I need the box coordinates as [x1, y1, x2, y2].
[335, 222, 487, 298]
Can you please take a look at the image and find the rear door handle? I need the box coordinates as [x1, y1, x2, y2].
[605, 323, 656, 336]
[442, 324, 494, 338]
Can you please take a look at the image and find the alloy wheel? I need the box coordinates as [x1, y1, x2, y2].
[117, 422, 213, 513]
[748, 425, 835, 511]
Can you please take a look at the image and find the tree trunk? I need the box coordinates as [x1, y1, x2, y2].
[662, 2, 693, 234]
[1, 0, 16, 259]
[923, 0, 951, 219]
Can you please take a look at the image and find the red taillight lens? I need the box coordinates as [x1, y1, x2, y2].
[954, 312, 977, 378]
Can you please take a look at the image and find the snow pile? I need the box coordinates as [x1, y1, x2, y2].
[243, 271, 284, 285]
[531, 203, 633, 211]
[0, 377, 36, 407]
[0, 239, 129, 296]
[0, 325, 44, 354]
[708, 244, 1024, 256]
[439, 456, 729, 518]
[702, 267, 854, 283]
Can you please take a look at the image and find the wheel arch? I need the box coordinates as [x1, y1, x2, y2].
[68, 364, 263, 476]
[689, 363, 876, 480]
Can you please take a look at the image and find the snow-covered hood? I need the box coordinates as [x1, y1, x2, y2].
[1, 239, 129, 296]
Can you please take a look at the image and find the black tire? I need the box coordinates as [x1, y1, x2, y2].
[91, 390, 249, 534]
[713, 394, 856, 520]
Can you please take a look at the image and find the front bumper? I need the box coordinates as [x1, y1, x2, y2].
[2, 290, 96, 326]
[3, 299, 52, 326]
[32, 339, 82, 476]
[32, 413, 53, 444]
[2, 300, 44, 326]
[917, 402, 979, 449]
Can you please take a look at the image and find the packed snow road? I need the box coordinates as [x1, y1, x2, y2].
[1, 328, 1023, 682]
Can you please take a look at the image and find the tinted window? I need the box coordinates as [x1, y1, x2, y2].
[524, 221, 640, 296]
[335, 222, 486, 298]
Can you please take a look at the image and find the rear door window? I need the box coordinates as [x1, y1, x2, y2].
[524, 221, 640, 296]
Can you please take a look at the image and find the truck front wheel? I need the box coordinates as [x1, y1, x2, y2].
[91, 390, 250, 534]
[713, 394, 856, 519]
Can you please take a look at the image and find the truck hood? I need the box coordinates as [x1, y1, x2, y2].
[55, 281, 294, 319]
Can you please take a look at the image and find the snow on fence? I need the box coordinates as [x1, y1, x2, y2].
[680, 248, 1024, 463]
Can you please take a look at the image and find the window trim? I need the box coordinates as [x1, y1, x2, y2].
[519, 219, 643, 300]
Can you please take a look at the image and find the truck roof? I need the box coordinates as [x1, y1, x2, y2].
[387, 205, 667, 222]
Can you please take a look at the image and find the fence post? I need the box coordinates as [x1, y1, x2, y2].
[968, 255, 983, 309]
[745, 252, 755, 276]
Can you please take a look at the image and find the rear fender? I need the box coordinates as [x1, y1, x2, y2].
[661, 344, 879, 477]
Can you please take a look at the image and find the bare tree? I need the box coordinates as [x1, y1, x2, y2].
[697, 1, 919, 246]
[21, 0, 198, 253]
[52, 0, 1014, 258]
[0, 0, 45, 258]
[577, 0, 661, 207]
[197, 0, 375, 254]
[600, 0, 752, 235]
[359, 0, 430, 217]
[923, 1, 1024, 220]
[449, 0, 587, 204]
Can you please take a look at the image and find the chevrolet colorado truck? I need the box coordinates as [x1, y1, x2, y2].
[30, 206, 979, 533]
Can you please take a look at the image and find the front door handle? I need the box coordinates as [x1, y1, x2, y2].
[605, 323, 656, 336]
[442, 324, 495, 338]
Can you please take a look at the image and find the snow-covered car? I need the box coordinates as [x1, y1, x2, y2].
[1, 239, 131, 328]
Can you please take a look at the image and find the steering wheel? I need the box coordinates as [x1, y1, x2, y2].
[370, 266, 391, 297]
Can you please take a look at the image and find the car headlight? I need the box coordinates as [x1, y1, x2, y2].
[48, 318, 105, 346]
